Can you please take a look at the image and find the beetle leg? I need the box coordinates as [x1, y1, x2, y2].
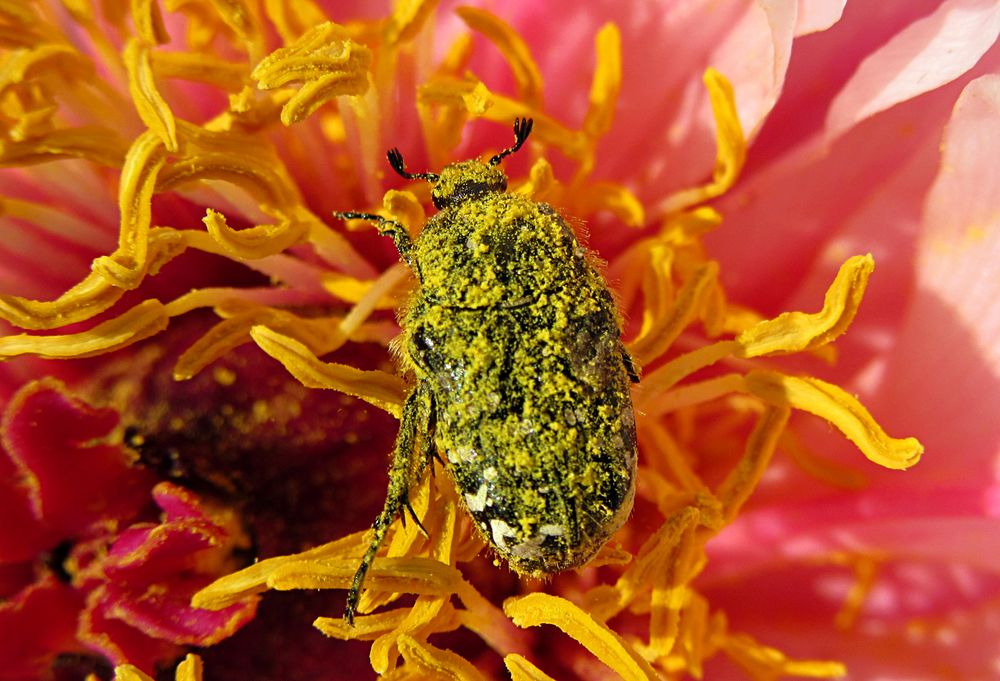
[333, 211, 414, 264]
[344, 382, 432, 625]
[621, 344, 641, 383]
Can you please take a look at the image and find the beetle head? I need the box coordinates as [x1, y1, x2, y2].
[384, 118, 534, 211]
[431, 160, 507, 209]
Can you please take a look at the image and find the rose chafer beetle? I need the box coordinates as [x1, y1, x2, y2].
[335, 119, 639, 624]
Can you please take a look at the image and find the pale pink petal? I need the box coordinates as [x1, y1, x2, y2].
[868, 75, 1000, 489]
[826, 0, 1000, 140]
[794, 0, 846, 36]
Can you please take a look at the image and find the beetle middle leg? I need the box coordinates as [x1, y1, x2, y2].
[344, 382, 435, 625]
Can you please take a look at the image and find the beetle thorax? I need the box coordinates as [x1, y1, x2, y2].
[432, 160, 507, 209]
[414, 194, 584, 309]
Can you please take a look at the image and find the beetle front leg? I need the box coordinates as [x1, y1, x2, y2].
[333, 211, 414, 265]
[344, 382, 433, 625]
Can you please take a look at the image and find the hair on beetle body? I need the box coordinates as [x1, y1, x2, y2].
[334, 119, 639, 625]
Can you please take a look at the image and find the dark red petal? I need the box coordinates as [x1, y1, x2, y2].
[0, 576, 85, 680]
[0, 378, 154, 537]
[77, 587, 180, 672]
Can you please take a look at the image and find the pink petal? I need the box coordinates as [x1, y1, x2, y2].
[78, 587, 181, 671]
[794, 0, 846, 36]
[105, 519, 225, 581]
[825, 0, 1000, 140]
[871, 75, 1000, 484]
[450, 2, 796, 201]
[100, 578, 258, 645]
[0, 443, 54, 563]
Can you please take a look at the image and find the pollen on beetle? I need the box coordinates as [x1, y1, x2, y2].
[0, 3, 924, 681]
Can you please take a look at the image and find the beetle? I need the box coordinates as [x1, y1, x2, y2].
[335, 119, 639, 624]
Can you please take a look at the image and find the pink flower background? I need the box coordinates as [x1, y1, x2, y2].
[1, 0, 999, 678]
[390, 0, 1000, 676]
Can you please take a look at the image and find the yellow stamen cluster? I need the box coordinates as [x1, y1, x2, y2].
[1, 2, 922, 679]
[114, 653, 203, 681]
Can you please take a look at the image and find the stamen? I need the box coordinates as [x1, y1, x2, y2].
[0, 272, 125, 329]
[262, 0, 329, 45]
[0, 126, 128, 167]
[130, 0, 170, 45]
[456, 7, 544, 108]
[504, 654, 558, 681]
[628, 261, 719, 366]
[583, 24, 622, 140]
[722, 633, 846, 679]
[248, 326, 406, 417]
[383, 0, 440, 47]
[572, 181, 645, 226]
[251, 23, 371, 126]
[0, 299, 168, 359]
[744, 371, 923, 469]
[504, 593, 661, 681]
[202, 209, 309, 259]
[737, 255, 875, 357]
[150, 51, 250, 91]
[124, 39, 178, 151]
[715, 407, 791, 522]
[653, 69, 747, 217]
[397, 635, 485, 680]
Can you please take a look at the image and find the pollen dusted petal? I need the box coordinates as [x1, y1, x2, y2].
[504, 592, 661, 681]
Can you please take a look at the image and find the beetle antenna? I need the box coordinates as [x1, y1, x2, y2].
[490, 117, 534, 166]
[387, 148, 439, 182]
